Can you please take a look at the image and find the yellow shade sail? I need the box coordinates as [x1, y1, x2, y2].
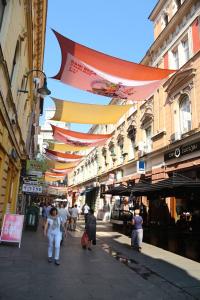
[46, 160, 78, 169]
[44, 176, 64, 182]
[48, 142, 88, 152]
[51, 98, 132, 124]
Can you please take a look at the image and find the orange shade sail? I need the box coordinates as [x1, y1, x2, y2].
[52, 30, 175, 100]
[45, 149, 83, 162]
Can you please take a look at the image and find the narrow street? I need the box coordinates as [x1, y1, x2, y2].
[0, 221, 200, 300]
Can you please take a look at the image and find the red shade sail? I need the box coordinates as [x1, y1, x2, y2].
[52, 124, 112, 147]
[52, 30, 175, 100]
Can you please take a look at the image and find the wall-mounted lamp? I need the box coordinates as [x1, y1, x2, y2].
[18, 69, 51, 96]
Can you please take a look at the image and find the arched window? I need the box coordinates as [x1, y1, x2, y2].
[179, 95, 192, 134]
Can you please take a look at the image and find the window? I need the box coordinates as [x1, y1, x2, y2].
[10, 41, 20, 84]
[179, 95, 192, 134]
[163, 13, 169, 27]
[0, 0, 6, 31]
[182, 38, 189, 63]
[172, 48, 179, 69]
[145, 126, 152, 152]
[175, 0, 182, 9]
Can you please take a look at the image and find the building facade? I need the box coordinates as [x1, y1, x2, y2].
[68, 0, 200, 224]
[0, 0, 47, 221]
[38, 108, 70, 154]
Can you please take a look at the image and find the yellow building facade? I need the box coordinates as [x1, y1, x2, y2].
[0, 0, 47, 221]
[68, 0, 200, 220]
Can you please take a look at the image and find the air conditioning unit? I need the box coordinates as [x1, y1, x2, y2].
[170, 132, 181, 143]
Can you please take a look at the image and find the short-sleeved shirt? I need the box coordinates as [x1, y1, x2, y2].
[47, 216, 61, 235]
[132, 215, 143, 230]
[71, 207, 79, 218]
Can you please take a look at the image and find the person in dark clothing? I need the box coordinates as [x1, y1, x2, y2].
[85, 209, 96, 251]
[131, 209, 143, 251]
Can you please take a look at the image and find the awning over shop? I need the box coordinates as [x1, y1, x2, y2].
[50, 98, 132, 124]
[52, 30, 175, 101]
[104, 185, 129, 196]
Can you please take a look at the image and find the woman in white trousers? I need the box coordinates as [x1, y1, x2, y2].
[44, 207, 63, 265]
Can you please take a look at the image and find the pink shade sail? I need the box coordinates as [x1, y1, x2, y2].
[52, 30, 175, 101]
[51, 124, 112, 147]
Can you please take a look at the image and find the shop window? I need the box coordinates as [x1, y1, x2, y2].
[179, 95, 192, 134]
[0, 0, 6, 31]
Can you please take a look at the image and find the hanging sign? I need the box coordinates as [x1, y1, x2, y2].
[0, 214, 24, 248]
[22, 184, 43, 194]
[137, 160, 145, 174]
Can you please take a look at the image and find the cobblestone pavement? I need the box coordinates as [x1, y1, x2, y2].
[0, 221, 199, 300]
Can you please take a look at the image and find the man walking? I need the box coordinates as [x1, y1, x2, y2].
[71, 204, 79, 231]
[131, 209, 143, 251]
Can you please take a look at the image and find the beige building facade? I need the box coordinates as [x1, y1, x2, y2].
[0, 0, 47, 221]
[68, 0, 200, 222]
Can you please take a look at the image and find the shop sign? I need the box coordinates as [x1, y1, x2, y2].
[22, 184, 43, 194]
[137, 160, 145, 174]
[164, 140, 200, 161]
[0, 214, 24, 248]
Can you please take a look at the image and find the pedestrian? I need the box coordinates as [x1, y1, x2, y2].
[83, 203, 90, 223]
[42, 203, 48, 228]
[85, 209, 96, 251]
[131, 209, 143, 252]
[46, 202, 52, 217]
[71, 204, 79, 231]
[58, 202, 70, 241]
[44, 207, 63, 265]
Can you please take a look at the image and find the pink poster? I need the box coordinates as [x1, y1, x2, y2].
[0, 214, 24, 247]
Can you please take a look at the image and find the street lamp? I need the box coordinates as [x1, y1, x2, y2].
[18, 69, 51, 96]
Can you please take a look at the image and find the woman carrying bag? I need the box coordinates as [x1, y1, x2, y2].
[85, 209, 96, 251]
[44, 207, 64, 265]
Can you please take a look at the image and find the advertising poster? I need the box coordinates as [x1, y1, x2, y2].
[0, 214, 24, 248]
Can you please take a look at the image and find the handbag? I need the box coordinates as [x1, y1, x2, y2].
[81, 231, 89, 249]
[92, 239, 96, 245]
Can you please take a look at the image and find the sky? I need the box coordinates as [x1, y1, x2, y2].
[41, 0, 158, 132]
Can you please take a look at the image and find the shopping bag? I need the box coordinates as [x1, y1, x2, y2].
[81, 231, 88, 249]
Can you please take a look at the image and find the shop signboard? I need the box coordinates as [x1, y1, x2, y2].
[22, 184, 43, 194]
[164, 140, 200, 161]
[26, 160, 47, 178]
[0, 214, 24, 248]
[137, 160, 145, 174]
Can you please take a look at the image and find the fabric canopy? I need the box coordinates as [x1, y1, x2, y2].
[45, 176, 64, 182]
[45, 172, 66, 178]
[52, 30, 175, 101]
[48, 142, 88, 152]
[46, 160, 78, 169]
[45, 149, 83, 162]
[51, 167, 74, 174]
[51, 98, 132, 124]
[51, 124, 112, 147]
